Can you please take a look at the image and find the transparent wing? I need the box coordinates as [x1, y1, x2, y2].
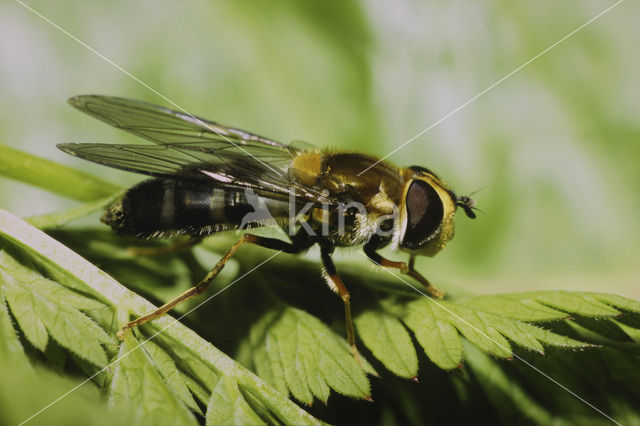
[68, 95, 291, 149]
[58, 142, 329, 202]
[62, 96, 331, 203]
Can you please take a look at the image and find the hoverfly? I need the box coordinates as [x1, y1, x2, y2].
[59, 95, 477, 363]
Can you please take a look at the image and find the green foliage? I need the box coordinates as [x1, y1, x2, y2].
[2, 147, 640, 424]
[1, 250, 114, 365]
[0, 209, 321, 425]
[2, 2, 639, 422]
[248, 304, 374, 405]
[355, 309, 417, 378]
[109, 334, 197, 425]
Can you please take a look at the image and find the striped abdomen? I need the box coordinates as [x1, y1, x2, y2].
[102, 179, 290, 238]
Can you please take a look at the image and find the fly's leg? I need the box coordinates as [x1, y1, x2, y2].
[117, 232, 312, 340]
[363, 243, 444, 299]
[320, 245, 362, 367]
[405, 255, 444, 299]
[117, 234, 251, 339]
[128, 237, 203, 256]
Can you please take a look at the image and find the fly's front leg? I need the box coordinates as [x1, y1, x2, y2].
[320, 244, 362, 367]
[117, 232, 312, 339]
[363, 242, 444, 299]
[405, 255, 444, 299]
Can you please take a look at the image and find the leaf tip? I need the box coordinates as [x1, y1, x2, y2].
[410, 376, 419, 383]
[364, 395, 374, 402]
[571, 344, 600, 351]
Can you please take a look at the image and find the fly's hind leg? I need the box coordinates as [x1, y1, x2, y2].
[117, 234, 251, 339]
[117, 232, 312, 340]
[364, 240, 444, 299]
[127, 237, 203, 256]
[320, 244, 362, 367]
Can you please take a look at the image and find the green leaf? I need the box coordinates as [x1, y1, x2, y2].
[406, 299, 513, 360]
[377, 291, 603, 371]
[142, 339, 202, 414]
[591, 293, 640, 313]
[462, 293, 569, 321]
[2, 272, 49, 351]
[206, 376, 265, 426]
[613, 319, 640, 344]
[439, 302, 514, 358]
[249, 305, 370, 404]
[403, 297, 463, 370]
[527, 292, 621, 317]
[461, 291, 640, 321]
[0, 251, 113, 366]
[164, 340, 219, 395]
[522, 324, 590, 349]
[182, 373, 211, 406]
[109, 334, 197, 426]
[0, 287, 28, 365]
[462, 340, 554, 424]
[355, 309, 418, 378]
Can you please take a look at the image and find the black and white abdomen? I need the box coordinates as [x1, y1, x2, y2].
[101, 178, 289, 238]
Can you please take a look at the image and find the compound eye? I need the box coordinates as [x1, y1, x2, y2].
[401, 180, 444, 249]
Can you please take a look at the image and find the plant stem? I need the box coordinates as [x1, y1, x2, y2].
[0, 143, 121, 201]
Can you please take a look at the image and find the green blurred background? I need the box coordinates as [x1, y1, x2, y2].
[1, 0, 638, 297]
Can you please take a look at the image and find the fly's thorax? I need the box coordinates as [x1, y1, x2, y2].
[288, 149, 407, 246]
[290, 150, 323, 186]
[397, 171, 457, 257]
[291, 150, 405, 201]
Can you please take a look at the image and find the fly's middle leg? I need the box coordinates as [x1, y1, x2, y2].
[320, 244, 362, 367]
